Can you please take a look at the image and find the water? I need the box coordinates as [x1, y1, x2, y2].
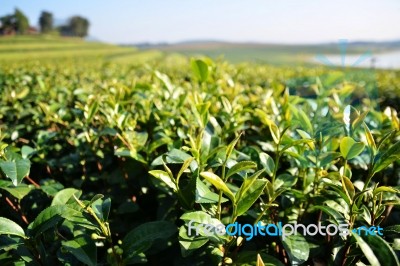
[313, 50, 400, 69]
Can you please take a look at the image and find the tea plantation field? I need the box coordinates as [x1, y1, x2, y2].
[0, 37, 399, 265]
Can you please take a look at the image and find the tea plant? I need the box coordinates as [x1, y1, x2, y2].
[0, 56, 399, 265]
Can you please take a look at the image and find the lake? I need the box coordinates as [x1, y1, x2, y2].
[313, 50, 400, 69]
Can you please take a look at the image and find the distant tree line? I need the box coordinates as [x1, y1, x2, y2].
[0, 9, 90, 37]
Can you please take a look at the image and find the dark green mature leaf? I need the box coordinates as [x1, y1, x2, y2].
[236, 179, 267, 216]
[62, 235, 97, 266]
[179, 225, 208, 257]
[311, 205, 347, 225]
[92, 197, 111, 222]
[180, 211, 227, 244]
[353, 233, 399, 266]
[281, 234, 309, 265]
[372, 141, 400, 174]
[122, 221, 177, 261]
[28, 205, 82, 237]
[226, 161, 256, 179]
[340, 137, 365, 160]
[383, 225, 400, 236]
[0, 217, 26, 238]
[235, 169, 264, 203]
[200, 172, 235, 203]
[0, 159, 31, 186]
[51, 188, 81, 206]
[0, 184, 32, 200]
[274, 174, 297, 190]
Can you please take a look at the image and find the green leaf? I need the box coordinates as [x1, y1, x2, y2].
[191, 59, 209, 82]
[274, 174, 297, 190]
[0, 217, 26, 238]
[296, 129, 315, 150]
[269, 123, 280, 144]
[226, 133, 242, 161]
[373, 186, 399, 197]
[235, 169, 264, 203]
[226, 161, 257, 179]
[372, 141, 400, 174]
[195, 177, 227, 203]
[122, 221, 177, 261]
[92, 197, 111, 222]
[353, 233, 399, 266]
[179, 225, 208, 257]
[236, 179, 267, 216]
[343, 105, 359, 136]
[340, 136, 365, 160]
[363, 123, 376, 151]
[177, 157, 194, 181]
[383, 225, 400, 236]
[0, 185, 32, 200]
[21, 146, 35, 159]
[28, 205, 82, 237]
[149, 170, 177, 191]
[180, 211, 226, 243]
[62, 235, 97, 266]
[88, 194, 104, 206]
[311, 205, 346, 225]
[259, 152, 275, 177]
[296, 108, 313, 134]
[0, 159, 31, 186]
[281, 139, 314, 153]
[281, 234, 309, 265]
[51, 188, 81, 206]
[200, 172, 235, 203]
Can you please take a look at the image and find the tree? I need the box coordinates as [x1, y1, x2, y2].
[14, 8, 29, 34]
[69, 16, 89, 37]
[58, 16, 90, 37]
[39, 11, 53, 33]
[0, 14, 16, 34]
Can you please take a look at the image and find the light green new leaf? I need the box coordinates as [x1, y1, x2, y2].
[200, 172, 235, 203]
[195, 177, 227, 203]
[269, 123, 280, 144]
[340, 137, 365, 160]
[177, 157, 194, 180]
[149, 170, 177, 191]
[226, 133, 242, 161]
[191, 59, 209, 82]
[226, 161, 257, 179]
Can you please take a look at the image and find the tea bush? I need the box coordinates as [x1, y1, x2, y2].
[0, 57, 399, 265]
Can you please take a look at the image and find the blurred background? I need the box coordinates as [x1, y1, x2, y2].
[1, 0, 400, 68]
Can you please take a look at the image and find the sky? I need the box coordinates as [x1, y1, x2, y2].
[2, 0, 400, 44]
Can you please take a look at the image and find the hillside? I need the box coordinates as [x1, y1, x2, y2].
[0, 36, 162, 63]
[135, 40, 400, 65]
